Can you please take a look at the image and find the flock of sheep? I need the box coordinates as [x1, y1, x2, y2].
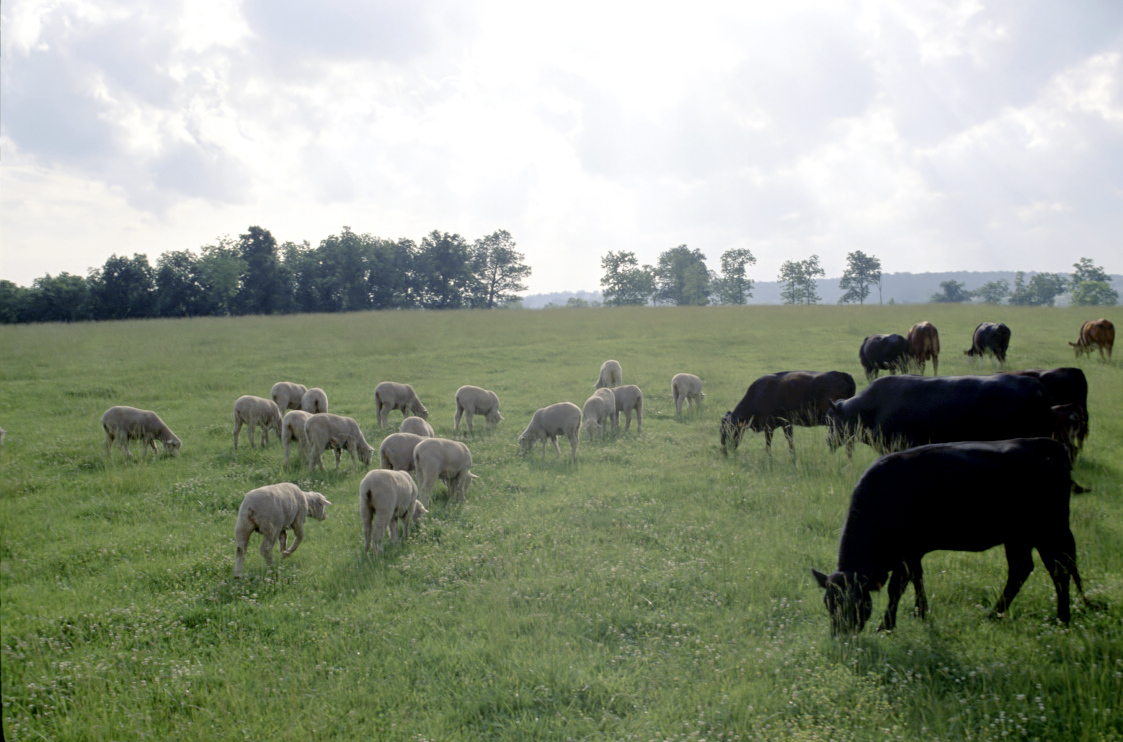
[99, 362, 706, 578]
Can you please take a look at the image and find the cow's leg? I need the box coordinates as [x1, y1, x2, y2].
[783, 423, 795, 460]
[1036, 547, 1071, 623]
[905, 558, 928, 618]
[879, 564, 909, 632]
[763, 427, 773, 456]
[989, 543, 1034, 619]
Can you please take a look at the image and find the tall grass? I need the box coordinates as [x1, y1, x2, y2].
[2, 304, 1121, 741]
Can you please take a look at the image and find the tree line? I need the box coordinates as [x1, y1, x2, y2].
[929, 258, 1117, 306]
[0, 226, 532, 324]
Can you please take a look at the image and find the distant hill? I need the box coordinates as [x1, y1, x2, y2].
[522, 271, 1121, 308]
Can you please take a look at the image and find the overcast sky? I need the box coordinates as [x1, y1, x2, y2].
[2, 0, 1121, 293]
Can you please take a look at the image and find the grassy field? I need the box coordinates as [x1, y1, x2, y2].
[1, 304, 1121, 742]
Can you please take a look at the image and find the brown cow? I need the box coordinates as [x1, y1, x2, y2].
[1069, 318, 1114, 362]
[906, 321, 940, 375]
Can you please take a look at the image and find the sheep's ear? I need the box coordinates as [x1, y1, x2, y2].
[321, 496, 333, 506]
[811, 568, 831, 590]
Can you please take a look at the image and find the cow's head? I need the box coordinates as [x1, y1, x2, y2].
[811, 568, 874, 636]
[1050, 404, 1083, 460]
[719, 412, 745, 454]
[824, 402, 848, 452]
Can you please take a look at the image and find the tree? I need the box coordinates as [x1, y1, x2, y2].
[714, 248, 756, 305]
[600, 251, 655, 307]
[971, 279, 1010, 305]
[1009, 272, 1068, 306]
[1070, 258, 1118, 306]
[198, 239, 246, 316]
[653, 245, 711, 306]
[414, 231, 476, 309]
[27, 273, 90, 322]
[0, 280, 31, 324]
[316, 227, 374, 312]
[471, 230, 532, 309]
[87, 254, 155, 320]
[235, 226, 288, 315]
[155, 250, 207, 317]
[929, 280, 971, 303]
[778, 255, 825, 305]
[838, 251, 882, 305]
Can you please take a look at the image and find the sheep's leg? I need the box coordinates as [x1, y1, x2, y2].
[551, 434, 562, 456]
[454, 404, 463, 431]
[233, 525, 254, 578]
[259, 422, 268, 448]
[282, 521, 304, 558]
[635, 406, 642, 434]
[675, 393, 683, 415]
[465, 410, 474, 433]
[260, 532, 278, 569]
[278, 528, 288, 554]
[232, 416, 242, 452]
[568, 431, 578, 461]
[989, 543, 1034, 619]
[283, 434, 292, 467]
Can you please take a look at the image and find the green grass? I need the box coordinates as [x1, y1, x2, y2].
[2, 304, 1122, 741]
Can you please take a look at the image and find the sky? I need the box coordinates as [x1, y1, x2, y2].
[2, 0, 1122, 294]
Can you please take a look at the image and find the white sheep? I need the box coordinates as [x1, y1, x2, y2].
[581, 388, 616, 440]
[304, 413, 375, 471]
[233, 395, 283, 452]
[413, 437, 478, 507]
[374, 381, 429, 427]
[233, 483, 331, 577]
[301, 387, 329, 414]
[671, 373, 705, 415]
[101, 406, 181, 459]
[281, 410, 313, 467]
[271, 382, 308, 412]
[518, 402, 582, 461]
[454, 385, 504, 432]
[399, 416, 434, 437]
[379, 432, 427, 473]
[359, 469, 428, 554]
[609, 385, 644, 433]
[595, 360, 623, 389]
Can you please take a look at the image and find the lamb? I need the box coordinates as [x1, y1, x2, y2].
[374, 381, 429, 427]
[671, 373, 705, 415]
[304, 413, 375, 471]
[101, 405, 182, 459]
[399, 416, 434, 437]
[271, 382, 308, 412]
[359, 469, 428, 554]
[581, 388, 616, 440]
[608, 385, 644, 433]
[518, 402, 582, 461]
[301, 387, 329, 414]
[594, 360, 623, 389]
[233, 483, 331, 577]
[281, 410, 313, 467]
[379, 432, 427, 473]
[232, 395, 283, 452]
[413, 437, 479, 506]
[454, 385, 504, 432]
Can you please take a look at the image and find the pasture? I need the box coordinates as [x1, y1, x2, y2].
[1, 304, 1121, 741]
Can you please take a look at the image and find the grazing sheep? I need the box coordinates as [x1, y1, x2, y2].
[595, 360, 623, 389]
[271, 382, 308, 412]
[374, 381, 429, 427]
[359, 469, 428, 554]
[379, 432, 427, 473]
[671, 373, 705, 415]
[454, 385, 504, 432]
[581, 388, 616, 440]
[518, 402, 582, 461]
[233, 395, 283, 452]
[281, 410, 313, 467]
[413, 437, 478, 506]
[233, 483, 331, 577]
[304, 413, 375, 471]
[301, 387, 329, 414]
[608, 385, 644, 433]
[101, 406, 181, 459]
[399, 416, 434, 437]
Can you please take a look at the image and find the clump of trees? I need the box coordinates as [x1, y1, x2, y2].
[0, 226, 532, 324]
[935, 258, 1117, 307]
[599, 246, 758, 307]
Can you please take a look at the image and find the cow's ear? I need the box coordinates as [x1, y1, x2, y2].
[810, 568, 830, 589]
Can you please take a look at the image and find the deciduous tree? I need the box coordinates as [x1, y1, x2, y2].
[653, 245, 711, 306]
[714, 248, 756, 305]
[838, 251, 882, 305]
[600, 251, 655, 307]
[779, 255, 825, 305]
[929, 280, 970, 303]
[471, 229, 532, 309]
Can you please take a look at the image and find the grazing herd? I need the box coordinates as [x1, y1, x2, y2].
[96, 316, 1114, 637]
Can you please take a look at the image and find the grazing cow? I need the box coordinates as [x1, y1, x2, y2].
[721, 371, 856, 457]
[1069, 318, 1114, 362]
[858, 334, 910, 381]
[906, 321, 940, 375]
[811, 438, 1089, 635]
[1004, 368, 1089, 451]
[964, 322, 1011, 365]
[825, 374, 1078, 457]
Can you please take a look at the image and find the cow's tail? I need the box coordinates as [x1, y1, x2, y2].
[1072, 480, 1091, 495]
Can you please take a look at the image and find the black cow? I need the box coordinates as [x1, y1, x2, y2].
[825, 374, 1075, 456]
[965, 321, 1012, 365]
[1005, 368, 1089, 450]
[811, 438, 1088, 635]
[721, 371, 856, 457]
[858, 334, 910, 381]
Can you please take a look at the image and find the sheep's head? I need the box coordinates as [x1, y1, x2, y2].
[307, 492, 332, 520]
[411, 500, 428, 524]
[163, 435, 183, 457]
